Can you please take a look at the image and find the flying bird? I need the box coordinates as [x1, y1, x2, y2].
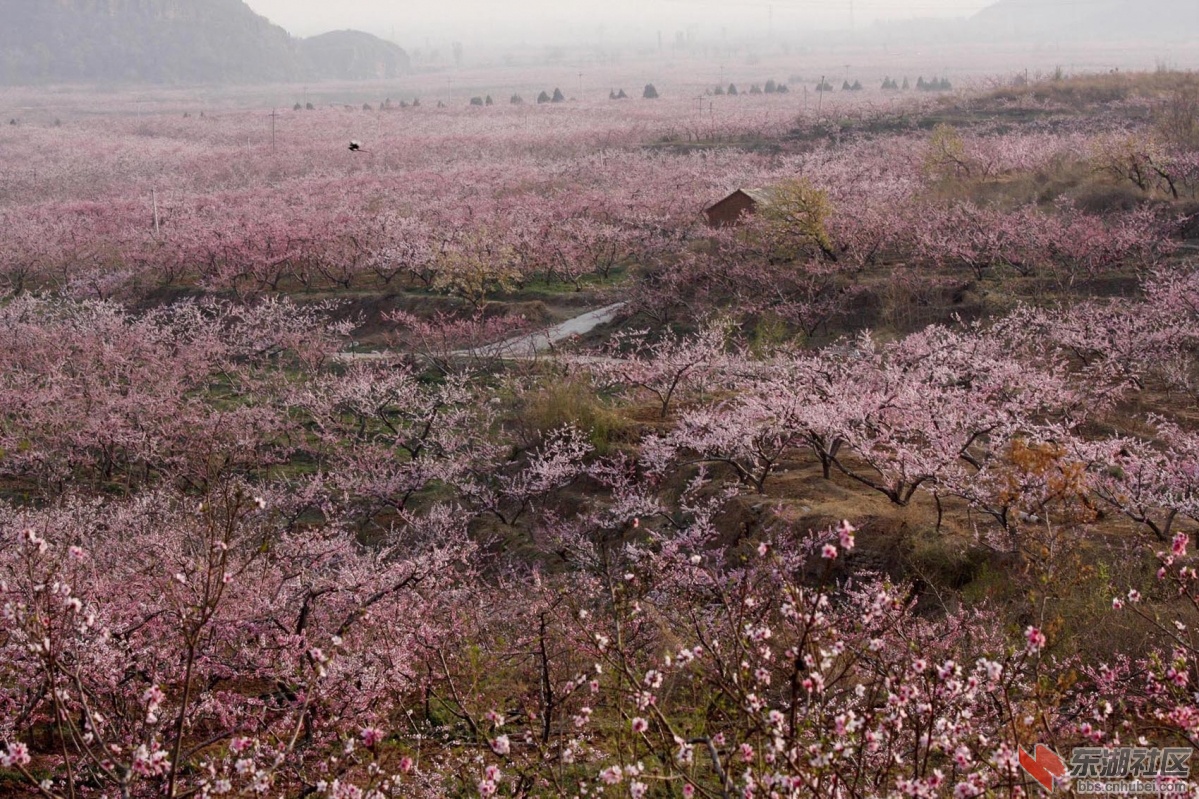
[348, 140, 362, 152]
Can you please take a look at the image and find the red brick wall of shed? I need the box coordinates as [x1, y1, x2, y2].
[705, 194, 757, 227]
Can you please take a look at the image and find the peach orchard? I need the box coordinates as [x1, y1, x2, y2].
[2, 69, 1199, 798]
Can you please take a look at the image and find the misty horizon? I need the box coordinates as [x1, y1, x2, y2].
[242, 0, 997, 48]
[6, 0, 1194, 89]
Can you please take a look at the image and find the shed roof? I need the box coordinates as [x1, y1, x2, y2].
[705, 187, 777, 211]
[740, 187, 777, 205]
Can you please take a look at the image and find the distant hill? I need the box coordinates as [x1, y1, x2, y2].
[971, 0, 1199, 42]
[0, 0, 409, 85]
[299, 30, 410, 82]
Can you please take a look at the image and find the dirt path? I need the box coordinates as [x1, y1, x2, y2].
[339, 301, 627, 363]
[453, 301, 627, 358]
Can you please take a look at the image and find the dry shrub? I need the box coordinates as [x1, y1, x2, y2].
[515, 376, 635, 453]
[1072, 182, 1148, 214]
[1156, 82, 1199, 149]
[986, 70, 1199, 110]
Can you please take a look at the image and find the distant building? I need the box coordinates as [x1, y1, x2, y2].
[703, 188, 775, 228]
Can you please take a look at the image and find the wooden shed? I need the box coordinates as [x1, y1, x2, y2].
[703, 188, 775, 228]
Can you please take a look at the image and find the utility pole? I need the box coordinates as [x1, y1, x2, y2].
[818, 75, 824, 115]
[269, 108, 278, 151]
[152, 189, 160, 237]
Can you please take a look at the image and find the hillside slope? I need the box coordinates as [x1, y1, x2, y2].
[0, 0, 409, 85]
[299, 30, 410, 81]
[972, 0, 1199, 42]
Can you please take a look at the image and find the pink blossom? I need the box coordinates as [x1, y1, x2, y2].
[331, 781, 363, 799]
[954, 781, 984, 799]
[599, 765, 623, 785]
[131, 745, 171, 777]
[2, 742, 30, 768]
[1025, 626, 1047, 653]
[142, 685, 165, 709]
[838, 520, 856, 550]
[953, 745, 973, 767]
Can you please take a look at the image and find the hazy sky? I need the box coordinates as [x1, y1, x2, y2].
[243, 0, 995, 44]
